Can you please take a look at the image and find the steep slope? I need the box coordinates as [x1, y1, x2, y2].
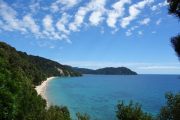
[0, 41, 80, 120]
[0, 42, 81, 85]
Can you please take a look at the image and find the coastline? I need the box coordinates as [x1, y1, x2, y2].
[35, 77, 56, 106]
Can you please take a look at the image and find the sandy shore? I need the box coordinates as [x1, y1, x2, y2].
[35, 77, 55, 106]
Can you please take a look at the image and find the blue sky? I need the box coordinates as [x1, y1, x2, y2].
[0, 0, 180, 74]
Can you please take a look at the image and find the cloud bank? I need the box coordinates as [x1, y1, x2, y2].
[0, 0, 168, 42]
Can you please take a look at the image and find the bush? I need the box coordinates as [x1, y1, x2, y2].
[76, 112, 90, 120]
[45, 106, 71, 120]
[116, 101, 153, 120]
[158, 92, 180, 120]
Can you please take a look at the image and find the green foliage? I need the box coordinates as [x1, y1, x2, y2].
[0, 59, 46, 120]
[95, 67, 137, 75]
[116, 101, 153, 120]
[171, 35, 180, 59]
[167, 0, 180, 19]
[76, 112, 90, 120]
[0, 42, 81, 85]
[167, 0, 180, 59]
[116, 92, 180, 120]
[0, 66, 19, 120]
[158, 92, 180, 120]
[0, 41, 80, 120]
[45, 106, 71, 120]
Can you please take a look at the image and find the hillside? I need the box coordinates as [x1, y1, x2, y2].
[73, 67, 137, 75]
[0, 41, 80, 120]
[0, 42, 81, 85]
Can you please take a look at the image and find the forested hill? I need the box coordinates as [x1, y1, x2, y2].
[0, 41, 81, 85]
[0, 41, 81, 120]
[73, 67, 137, 75]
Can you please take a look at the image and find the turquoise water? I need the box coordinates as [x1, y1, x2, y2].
[46, 75, 180, 120]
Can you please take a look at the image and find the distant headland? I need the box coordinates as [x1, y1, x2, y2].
[72, 67, 137, 75]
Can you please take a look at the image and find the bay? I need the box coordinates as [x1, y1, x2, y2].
[46, 74, 180, 120]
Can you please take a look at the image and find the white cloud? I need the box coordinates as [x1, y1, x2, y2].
[56, 13, 70, 34]
[43, 15, 54, 32]
[36, 40, 57, 49]
[125, 25, 139, 36]
[138, 66, 180, 70]
[51, 0, 80, 12]
[42, 15, 64, 40]
[23, 14, 41, 36]
[0, 0, 72, 42]
[89, 0, 106, 26]
[69, 7, 87, 31]
[51, 2, 59, 13]
[0, 0, 26, 32]
[139, 18, 150, 25]
[89, 11, 104, 26]
[130, 25, 139, 30]
[151, 1, 168, 11]
[59, 0, 80, 8]
[126, 30, 132, 36]
[0, 0, 169, 43]
[29, 0, 41, 13]
[69, 0, 106, 31]
[151, 5, 157, 11]
[106, 0, 131, 28]
[111, 28, 119, 34]
[125, 17, 150, 36]
[121, 0, 154, 28]
[156, 18, 162, 25]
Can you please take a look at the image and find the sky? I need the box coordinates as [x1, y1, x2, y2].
[0, 0, 180, 74]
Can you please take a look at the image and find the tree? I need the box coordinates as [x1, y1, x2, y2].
[116, 101, 153, 120]
[171, 35, 180, 59]
[167, 0, 180, 59]
[168, 0, 180, 19]
[163, 1, 180, 119]
[0, 42, 76, 120]
[76, 112, 90, 120]
[158, 92, 180, 120]
[45, 106, 71, 120]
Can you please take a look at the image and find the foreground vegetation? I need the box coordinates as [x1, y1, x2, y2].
[116, 92, 180, 120]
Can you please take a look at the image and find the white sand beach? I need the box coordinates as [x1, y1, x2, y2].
[35, 77, 55, 106]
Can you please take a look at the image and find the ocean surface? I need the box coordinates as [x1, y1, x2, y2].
[46, 74, 180, 120]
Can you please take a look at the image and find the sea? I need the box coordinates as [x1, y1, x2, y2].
[45, 74, 180, 120]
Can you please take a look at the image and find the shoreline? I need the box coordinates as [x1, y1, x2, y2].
[35, 77, 56, 106]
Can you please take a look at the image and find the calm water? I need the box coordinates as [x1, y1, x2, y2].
[46, 75, 180, 120]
